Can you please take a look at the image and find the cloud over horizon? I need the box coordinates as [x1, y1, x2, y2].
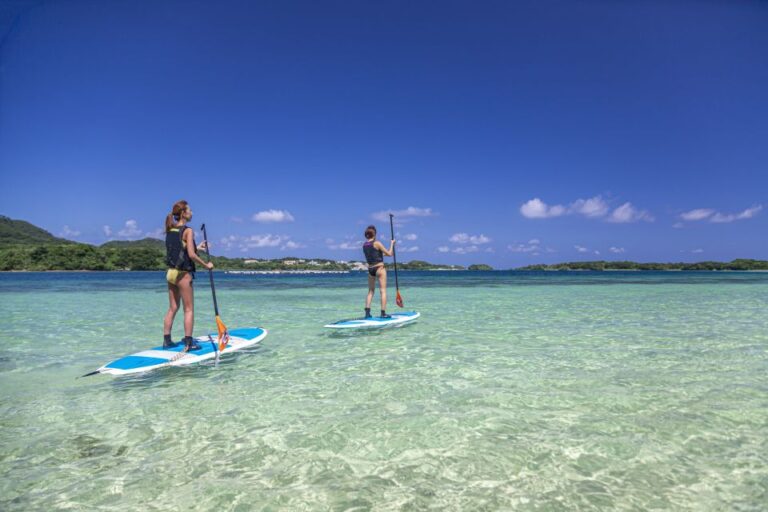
[520, 196, 653, 223]
[252, 209, 295, 223]
[220, 233, 300, 252]
[372, 206, 435, 222]
[449, 233, 491, 244]
[679, 205, 762, 224]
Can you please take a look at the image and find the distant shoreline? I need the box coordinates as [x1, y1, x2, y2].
[3, 268, 768, 274]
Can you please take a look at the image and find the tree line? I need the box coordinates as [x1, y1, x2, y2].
[517, 259, 768, 271]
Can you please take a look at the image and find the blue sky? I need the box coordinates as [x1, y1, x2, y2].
[1, 0, 766, 267]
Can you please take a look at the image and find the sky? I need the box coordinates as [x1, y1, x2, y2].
[1, 0, 766, 267]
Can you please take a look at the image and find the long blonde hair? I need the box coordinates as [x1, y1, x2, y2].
[165, 200, 189, 232]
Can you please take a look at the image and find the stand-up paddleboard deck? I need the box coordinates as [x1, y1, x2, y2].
[84, 327, 267, 376]
[325, 311, 420, 329]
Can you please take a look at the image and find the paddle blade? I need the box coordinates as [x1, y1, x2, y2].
[396, 290, 404, 308]
[216, 316, 230, 351]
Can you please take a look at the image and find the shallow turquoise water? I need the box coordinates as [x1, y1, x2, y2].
[0, 271, 766, 510]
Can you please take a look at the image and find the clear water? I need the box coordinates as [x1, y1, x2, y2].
[0, 271, 766, 510]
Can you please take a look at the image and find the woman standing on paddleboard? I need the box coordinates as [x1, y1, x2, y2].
[163, 200, 214, 351]
[363, 225, 395, 318]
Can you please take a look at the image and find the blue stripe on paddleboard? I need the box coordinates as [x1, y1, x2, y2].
[105, 355, 171, 370]
[227, 328, 264, 340]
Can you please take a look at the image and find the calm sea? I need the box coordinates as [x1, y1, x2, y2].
[1, 271, 766, 510]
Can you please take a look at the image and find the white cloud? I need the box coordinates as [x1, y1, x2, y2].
[692, 248, 704, 253]
[574, 245, 589, 253]
[440, 233, 493, 255]
[327, 238, 360, 250]
[678, 205, 762, 224]
[509, 241, 540, 253]
[672, 222, 685, 229]
[520, 198, 567, 219]
[437, 245, 479, 254]
[449, 233, 491, 244]
[102, 225, 112, 237]
[281, 240, 305, 250]
[399, 246, 419, 253]
[372, 206, 435, 222]
[60, 225, 80, 238]
[522, 196, 653, 224]
[243, 234, 285, 248]
[145, 228, 164, 239]
[404, 233, 418, 241]
[571, 196, 610, 218]
[220, 234, 299, 252]
[252, 209, 295, 223]
[710, 205, 763, 223]
[520, 195, 608, 219]
[118, 220, 142, 238]
[609, 246, 625, 254]
[230, 216, 244, 223]
[607, 202, 654, 223]
[508, 238, 553, 256]
[680, 208, 715, 221]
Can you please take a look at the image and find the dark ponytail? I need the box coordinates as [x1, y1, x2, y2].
[165, 200, 189, 232]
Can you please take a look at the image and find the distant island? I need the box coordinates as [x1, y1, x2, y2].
[0, 215, 485, 272]
[517, 260, 768, 271]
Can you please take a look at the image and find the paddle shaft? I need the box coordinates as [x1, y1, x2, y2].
[388, 214, 400, 291]
[200, 224, 220, 317]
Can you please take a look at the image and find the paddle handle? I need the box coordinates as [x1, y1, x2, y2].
[389, 214, 400, 290]
[200, 224, 220, 317]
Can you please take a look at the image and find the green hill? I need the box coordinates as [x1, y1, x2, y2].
[0, 215, 73, 246]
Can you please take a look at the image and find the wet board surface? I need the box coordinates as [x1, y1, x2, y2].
[88, 327, 268, 376]
[324, 311, 420, 329]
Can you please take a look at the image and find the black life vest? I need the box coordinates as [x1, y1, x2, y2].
[363, 240, 383, 266]
[165, 225, 195, 271]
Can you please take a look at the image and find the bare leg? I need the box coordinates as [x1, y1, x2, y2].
[366, 273, 376, 309]
[177, 273, 194, 337]
[378, 267, 388, 312]
[164, 283, 181, 336]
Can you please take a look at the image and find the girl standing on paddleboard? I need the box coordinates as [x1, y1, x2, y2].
[363, 225, 395, 318]
[163, 200, 214, 351]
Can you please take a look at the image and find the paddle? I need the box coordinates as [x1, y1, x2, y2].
[200, 224, 230, 352]
[389, 213, 404, 308]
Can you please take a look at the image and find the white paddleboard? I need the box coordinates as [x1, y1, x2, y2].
[84, 327, 267, 376]
[324, 311, 420, 329]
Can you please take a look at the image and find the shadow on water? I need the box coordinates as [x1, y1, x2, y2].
[324, 322, 419, 339]
[0, 355, 17, 372]
[70, 434, 128, 459]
